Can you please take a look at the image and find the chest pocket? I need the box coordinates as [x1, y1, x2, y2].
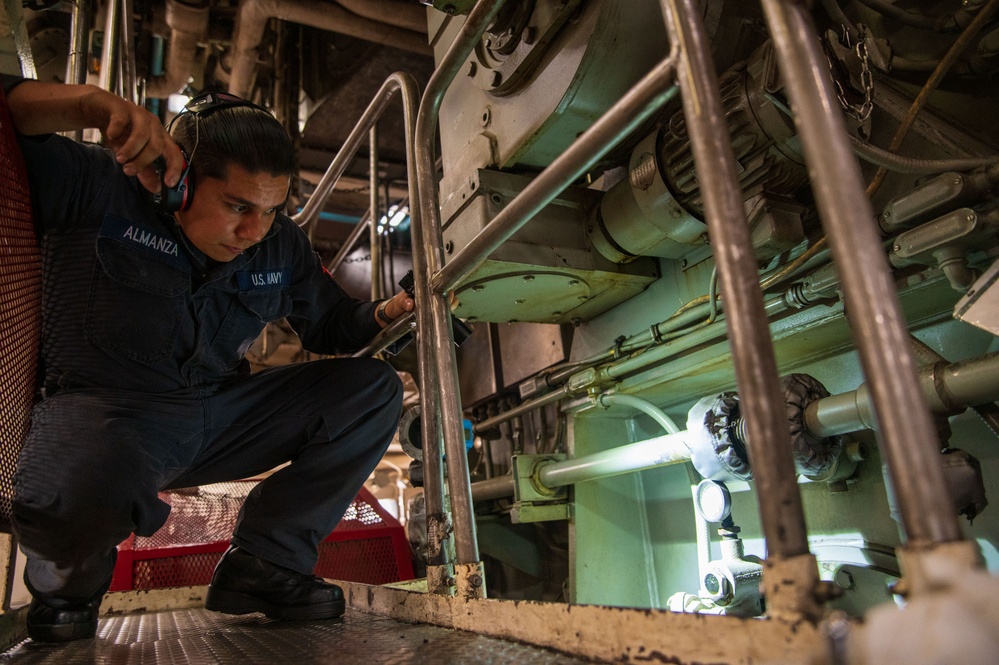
[85, 236, 190, 365]
[209, 281, 292, 371]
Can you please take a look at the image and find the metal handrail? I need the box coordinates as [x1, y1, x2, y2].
[659, 0, 812, 563]
[292, 72, 421, 243]
[760, 0, 962, 546]
[411, 0, 508, 594]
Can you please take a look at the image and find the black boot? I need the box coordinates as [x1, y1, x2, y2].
[205, 546, 345, 621]
[26, 597, 100, 643]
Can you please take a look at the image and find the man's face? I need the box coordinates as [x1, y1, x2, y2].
[175, 164, 290, 262]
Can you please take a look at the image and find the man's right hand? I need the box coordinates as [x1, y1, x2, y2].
[7, 80, 184, 195]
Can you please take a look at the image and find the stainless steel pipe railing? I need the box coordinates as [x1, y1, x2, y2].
[659, 0, 811, 561]
[412, 0, 508, 582]
[293, 72, 421, 240]
[759, 0, 962, 546]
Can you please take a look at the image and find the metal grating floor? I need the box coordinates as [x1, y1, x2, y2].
[1, 608, 597, 664]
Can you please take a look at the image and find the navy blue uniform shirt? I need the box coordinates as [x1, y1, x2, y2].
[16, 128, 380, 397]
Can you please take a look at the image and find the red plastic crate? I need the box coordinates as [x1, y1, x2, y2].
[110, 482, 414, 591]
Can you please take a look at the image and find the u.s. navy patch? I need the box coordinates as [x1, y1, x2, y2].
[100, 214, 186, 266]
[237, 269, 290, 290]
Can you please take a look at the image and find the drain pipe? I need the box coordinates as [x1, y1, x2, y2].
[227, 0, 432, 100]
[145, 0, 210, 99]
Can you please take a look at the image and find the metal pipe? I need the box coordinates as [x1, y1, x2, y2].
[661, 0, 810, 559]
[64, 0, 92, 143]
[369, 126, 382, 300]
[119, 0, 138, 104]
[805, 352, 999, 438]
[472, 388, 567, 435]
[412, 0, 508, 572]
[470, 475, 515, 502]
[293, 73, 420, 239]
[760, 0, 962, 545]
[227, 0, 431, 100]
[351, 312, 416, 358]
[598, 393, 681, 435]
[65, 0, 90, 87]
[432, 56, 679, 293]
[98, 0, 122, 94]
[326, 213, 371, 275]
[538, 430, 691, 489]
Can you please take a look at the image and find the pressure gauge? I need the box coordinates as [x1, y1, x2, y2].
[694, 479, 733, 523]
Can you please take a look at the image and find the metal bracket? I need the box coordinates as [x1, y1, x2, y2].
[511, 454, 570, 523]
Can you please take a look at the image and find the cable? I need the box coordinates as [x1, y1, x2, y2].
[855, 0, 951, 31]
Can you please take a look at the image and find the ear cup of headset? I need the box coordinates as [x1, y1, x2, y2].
[156, 157, 194, 213]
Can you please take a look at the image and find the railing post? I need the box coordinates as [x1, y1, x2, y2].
[658, 0, 821, 619]
[411, 0, 508, 598]
[758, 0, 976, 596]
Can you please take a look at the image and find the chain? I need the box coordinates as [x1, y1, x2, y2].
[831, 25, 875, 121]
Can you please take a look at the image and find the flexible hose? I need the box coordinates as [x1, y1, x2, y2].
[598, 393, 682, 435]
[849, 134, 998, 174]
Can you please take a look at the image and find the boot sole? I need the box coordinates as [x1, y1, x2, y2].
[27, 618, 97, 643]
[205, 586, 345, 621]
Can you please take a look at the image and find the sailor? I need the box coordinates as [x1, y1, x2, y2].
[1, 75, 413, 643]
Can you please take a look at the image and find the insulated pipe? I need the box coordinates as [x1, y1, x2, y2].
[335, 0, 427, 34]
[292, 73, 420, 238]
[227, 0, 432, 100]
[760, 0, 962, 545]
[412, 0, 508, 573]
[432, 56, 680, 293]
[537, 430, 692, 489]
[145, 0, 210, 99]
[660, 0, 810, 560]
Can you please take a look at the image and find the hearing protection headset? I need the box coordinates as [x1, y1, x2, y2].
[155, 91, 271, 214]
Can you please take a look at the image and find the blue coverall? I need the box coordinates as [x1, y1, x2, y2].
[8, 102, 402, 607]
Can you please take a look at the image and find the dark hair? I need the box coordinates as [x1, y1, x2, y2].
[169, 105, 295, 184]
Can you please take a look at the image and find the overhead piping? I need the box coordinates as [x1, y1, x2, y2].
[227, 0, 432, 100]
[145, 0, 210, 99]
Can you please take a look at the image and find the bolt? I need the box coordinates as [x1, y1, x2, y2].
[466, 61, 478, 77]
[893, 244, 901, 252]
[835, 568, 856, 590]
[472, 285, 485, 292]
[469, 574, 483, 588]
[967, 213, 976, 222]
[490, 192, 503, 205]
[522, 26, 537, 44]
[571, 318, 582, 327]
[445, 240, 454, 254]
[445, 576, 456, 587]
[568, 279, 579, 286]
[523, 275, 535, 281]
[490, 71, 503, 87]
[577, 295, 587, 301]
[680, 259, 688, 268]
[882, 210, 891, 218]
[443, 4, 456, 15]
[481, 107, 491, 128]
[515, 298, 525, 304]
